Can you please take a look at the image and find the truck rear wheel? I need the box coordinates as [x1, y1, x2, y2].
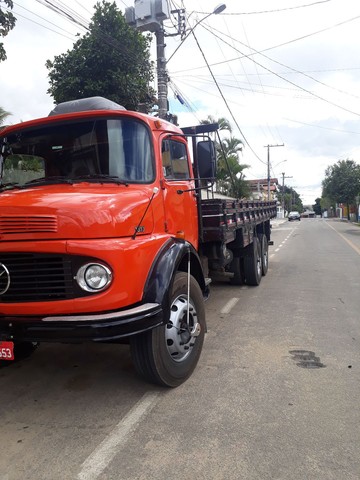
[244, 237, 262, 286]
[130, 272, 205, 387]
[259, 234, 269, 276]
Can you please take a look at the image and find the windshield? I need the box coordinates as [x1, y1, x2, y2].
[0, 117, 154, 186]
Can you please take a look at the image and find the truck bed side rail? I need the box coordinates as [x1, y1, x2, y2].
[200, 198, 277, 243]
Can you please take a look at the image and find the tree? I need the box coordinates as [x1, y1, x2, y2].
[0, 106, 10, 125]
[0, 0, 16, 62]
[312, 197, 322, 216]
[278, 185, 303, 213]
[216, 136, 249, 198]
[201, 116, 249, 198]
[320, 196, 335, 216]
[201, 115, 232, 133]
[322, 159, 360, 220]
[46, 1, 155, 111]
[0, 106, 11, 132]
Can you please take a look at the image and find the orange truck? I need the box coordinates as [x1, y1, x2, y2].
[0, 97, 276, 386]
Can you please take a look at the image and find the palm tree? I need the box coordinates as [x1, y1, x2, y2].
[0, 107, 10, 126]
[200, 116, 249, 198]
[200, 115, 232, 134]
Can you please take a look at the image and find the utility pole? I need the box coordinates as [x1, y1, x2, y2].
[126, 1, 225, 120]
[264, 143, 284, 201]
[125, 0, 173, 120]
[281, 172, 292, 217]
[155, 27, 168, 119]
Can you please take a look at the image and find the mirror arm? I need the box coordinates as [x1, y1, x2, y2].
[177, 181, 215, 195]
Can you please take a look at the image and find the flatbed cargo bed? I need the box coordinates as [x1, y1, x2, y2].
[200, 198, 277, 244]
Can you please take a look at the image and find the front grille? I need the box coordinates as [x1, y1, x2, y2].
[0, 253, 74, 302]
[0, 215, 58, 235]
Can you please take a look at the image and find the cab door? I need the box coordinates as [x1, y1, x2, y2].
[160, 137, 199, 248]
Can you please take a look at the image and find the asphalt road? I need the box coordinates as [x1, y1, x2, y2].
[0, 218, 359, 480]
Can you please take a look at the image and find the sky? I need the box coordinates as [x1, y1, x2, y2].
[1, 0, 360, 205]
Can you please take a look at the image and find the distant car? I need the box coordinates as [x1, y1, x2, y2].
[288, 211, 301, 221]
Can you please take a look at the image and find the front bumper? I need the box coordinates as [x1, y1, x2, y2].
[0, 303, 163, 343]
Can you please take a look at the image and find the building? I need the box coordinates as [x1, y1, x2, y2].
[246, 178, 279, 201]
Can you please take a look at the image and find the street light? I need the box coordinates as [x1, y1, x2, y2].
[280, 168, 293, 219]
[270, 159, 287, 216]
[273, 159, 287, 170]
[167, 4, 226, 64]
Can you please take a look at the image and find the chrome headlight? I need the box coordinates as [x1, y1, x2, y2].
[76, 263, 112, 292]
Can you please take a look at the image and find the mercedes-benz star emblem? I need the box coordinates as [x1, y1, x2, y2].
[0, 263, 11, 295]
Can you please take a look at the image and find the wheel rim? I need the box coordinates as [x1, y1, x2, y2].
[256, 242, 262, 278]
[262, 243, 268, 271]
[256, 254, 262, 278]
[165, 294, 200, 362]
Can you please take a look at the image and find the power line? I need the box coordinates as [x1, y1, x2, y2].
[171, 13, 360, 76]
[284, 117, 360, 135]
[73, 0, 93, 16]
[34, 0, 90, 29]
[189, 27, 266, 165]
[206, 22, 360, 101]
[34, 0, 143, 65]
[12, 1, 78, 39]
[7, 5, 77, 40]
[199, 23, 360, 118]
[171, 74, 314, 99]
[194, 1, 332, 16]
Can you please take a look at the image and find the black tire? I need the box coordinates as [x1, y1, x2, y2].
[229, 255, 244, 285]
[259, 234, 269, 276]
[130, 272, 205, 387]
[244, 237, 262, 286]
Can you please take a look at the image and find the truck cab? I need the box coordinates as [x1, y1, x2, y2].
[0, 97, 211, 386]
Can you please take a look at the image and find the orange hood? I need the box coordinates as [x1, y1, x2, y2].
[0, 184, 155, 240]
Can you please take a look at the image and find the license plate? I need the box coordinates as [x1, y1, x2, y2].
[0, 341, 14, 361]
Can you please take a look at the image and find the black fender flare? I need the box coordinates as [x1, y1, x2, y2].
[143, 238, 207, 321]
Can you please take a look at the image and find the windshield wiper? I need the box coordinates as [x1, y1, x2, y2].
[72, 174, 129, 185]
[0, 182, 22, 192]
[24, 176, 73, 186]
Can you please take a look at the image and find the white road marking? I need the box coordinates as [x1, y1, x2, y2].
[221, 297, 240, 314]
[78, 392, 160, 480]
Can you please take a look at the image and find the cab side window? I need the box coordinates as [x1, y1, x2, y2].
[162, 139, 190, 180]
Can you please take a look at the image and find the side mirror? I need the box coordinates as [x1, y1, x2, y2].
[197, 140, 216, 181]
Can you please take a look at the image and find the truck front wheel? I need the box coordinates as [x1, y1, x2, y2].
[130, 272, 205, 387]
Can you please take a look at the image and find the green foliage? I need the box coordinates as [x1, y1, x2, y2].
[217, 136, 249, 198]
[201, 116, 249, 198]
[0, 0, 16, 62]
[322, 159, 360, 205]
[46, 1, 155, 111]
[278, 184, 303, 213]
[7, 154, 43, 172]
[201, 115, 232, 133]
[320, 196, 335, 214]
[0, 106, 10, 125]
[312, 197, 322, 216]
